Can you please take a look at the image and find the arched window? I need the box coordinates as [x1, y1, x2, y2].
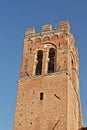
[35, 50, 43, 75]
[48, 48, 56, 73]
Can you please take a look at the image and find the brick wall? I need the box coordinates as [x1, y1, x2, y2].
[13, 21, 83, 130]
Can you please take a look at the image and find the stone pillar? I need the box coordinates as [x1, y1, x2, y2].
[32, 53, 38, 76]
[42, 50, 49, 75]
[56, 48, 59, 71]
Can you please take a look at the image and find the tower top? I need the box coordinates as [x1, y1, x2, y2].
[25, 21, 70, 36]
[20, 20, 79, 79]
[59, 21, 70, 29]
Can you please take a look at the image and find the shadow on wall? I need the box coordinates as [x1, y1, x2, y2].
[79, 127, 87, 130]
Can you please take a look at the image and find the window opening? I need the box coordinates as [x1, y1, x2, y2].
[35, 50, 43, 75]
[30, 48, 32, 53]
[40, 92, 44, 100]
[48, 48, 55, 73]
[30, 122, 32, 125]
[72, 59, 74, 65]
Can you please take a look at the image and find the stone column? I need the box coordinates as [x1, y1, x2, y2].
[32, 53, 38, 76]
[56, 48, 59, 71]
[42, 50, 49, 75]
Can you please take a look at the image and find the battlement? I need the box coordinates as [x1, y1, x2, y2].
[59, 21, 70, 30]
[42, 24, 52, 32]
[25, 21, 70, 36]
[25, 28, 35, 35]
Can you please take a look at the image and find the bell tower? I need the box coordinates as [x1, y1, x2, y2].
[13, 21, 83, 130]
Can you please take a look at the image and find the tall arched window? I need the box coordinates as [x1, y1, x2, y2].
[35, 50, 43, 75]
[48, 48, 56, 73]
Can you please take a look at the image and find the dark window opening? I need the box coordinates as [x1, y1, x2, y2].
[30, 48, 32, 53]
[72, 59, 73, 65]
[35, 50, 43, 75]
[30, 122, 32, 125]
[48, 48, 56, 73]
[40, 92, 44, 100]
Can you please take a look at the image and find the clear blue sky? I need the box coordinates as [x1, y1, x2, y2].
[0, 0, 87, 129]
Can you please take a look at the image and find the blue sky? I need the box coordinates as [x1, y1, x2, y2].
[0, 0, 87, 129]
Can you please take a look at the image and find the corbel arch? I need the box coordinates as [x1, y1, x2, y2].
[42, 36, 50, 42]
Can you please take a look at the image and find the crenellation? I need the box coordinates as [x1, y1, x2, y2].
[24, 21, 72, 41]
[42, 24, 52, 32]
[59, 21, 70, 33]
[25, 28, 35, 35]
[59, 21, 70, 29]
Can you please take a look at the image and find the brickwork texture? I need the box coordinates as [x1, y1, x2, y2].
[13, 21, 85, 130]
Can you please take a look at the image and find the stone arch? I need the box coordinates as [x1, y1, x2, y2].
[34, 38, 41, 44]
[32, 42, 57, 76]
[33, 42, 57, 53]
[42, 36, 50, 42]
[51, 35, 58, 41]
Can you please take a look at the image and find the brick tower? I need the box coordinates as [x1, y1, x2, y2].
[13, 21, 83, 130]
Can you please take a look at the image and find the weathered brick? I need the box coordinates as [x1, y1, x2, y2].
[13, 21, 83, 130]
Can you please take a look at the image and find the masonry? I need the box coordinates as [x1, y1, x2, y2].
[13, 21, 86, 130]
